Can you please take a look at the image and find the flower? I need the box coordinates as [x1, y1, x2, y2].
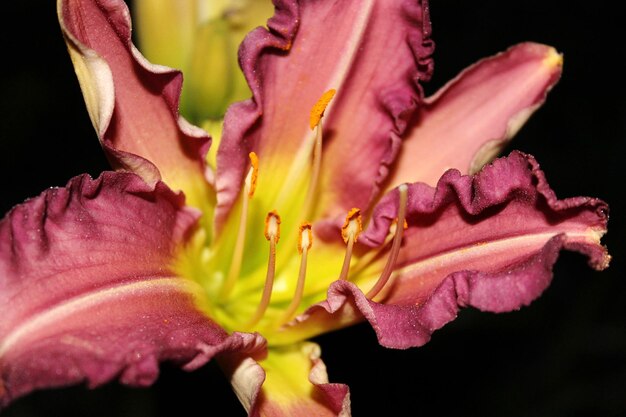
[0, 0, 610, 416]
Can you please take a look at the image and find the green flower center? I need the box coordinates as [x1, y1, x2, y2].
[176, 91, 408, 345]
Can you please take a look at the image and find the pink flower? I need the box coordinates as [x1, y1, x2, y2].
[0, 0, 609, 415]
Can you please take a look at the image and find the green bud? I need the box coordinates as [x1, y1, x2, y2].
[134, 0, 274, 124]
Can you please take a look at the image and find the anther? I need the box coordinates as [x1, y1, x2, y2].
[278, 222, 313, 327]
[338, 208, 362, 281]
[341, 208, 362, 244]
[366, 184, 409, 299]
[388, 218, 408, 237]
[297, 222, 313, 254]
[246, 211, 281, 329]
[219, 152, 258, 300]
[264, 209, 281, 243]
[246, 151, 259, 198]
[310, 89, 336, 130]
[350, 217, 406, 276]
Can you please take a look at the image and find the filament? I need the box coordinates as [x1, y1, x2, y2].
[338, 208, 362, 281]
[277, 222, 313, 327]
[245, 211, 281, 329]
[300, 123, 323, 221]
[366, 184, 409, 299]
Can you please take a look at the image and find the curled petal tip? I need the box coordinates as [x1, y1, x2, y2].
[543, 47, 564, 68]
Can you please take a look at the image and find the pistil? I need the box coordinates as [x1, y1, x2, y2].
[245, 211, 281, 329]
[338, 208, 362, 281]
[219, 152, 258, 301]
[277, 222, 313, 327]
[366, 184, 408, 299]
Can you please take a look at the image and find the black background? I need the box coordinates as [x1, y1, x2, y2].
[1, 1, 624, 416]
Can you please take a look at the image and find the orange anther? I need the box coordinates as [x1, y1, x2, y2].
[247, 152, 259, 198]
[264, 210, 281, 242]
[341, 208, 362, 244]
[309, 89, 336, 130]
[298, 222, 313, 254]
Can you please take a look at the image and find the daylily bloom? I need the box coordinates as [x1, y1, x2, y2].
[0, 0, 610, 416]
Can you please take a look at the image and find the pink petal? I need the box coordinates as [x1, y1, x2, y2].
[282, 152, 608, 348]
[387, 42, 563, 188]
[0, 172, 265, 407]
[58, 0, 213, 203]
[220, 343, 350, 417]
[215, 0, 433, 227]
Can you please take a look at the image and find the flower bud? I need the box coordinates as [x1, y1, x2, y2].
[134, 0, 274, 123]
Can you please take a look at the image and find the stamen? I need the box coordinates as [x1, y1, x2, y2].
[338, 208, 362, 281]
[301, 90, 336, 222]
[219, 152, 258, 300]
[246, 151, 259, 197]
[297, 222, 313, 254]
[278, 222, 313, 327]
[341, 208, 362, 243]
[366, 184, 409, 299]
[264, 209, 281, 243]
[246, 211, 281, 329]
[350, 217, 406, 276]
[273, 89, 336, 212]
[309, 89, 336, 130]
